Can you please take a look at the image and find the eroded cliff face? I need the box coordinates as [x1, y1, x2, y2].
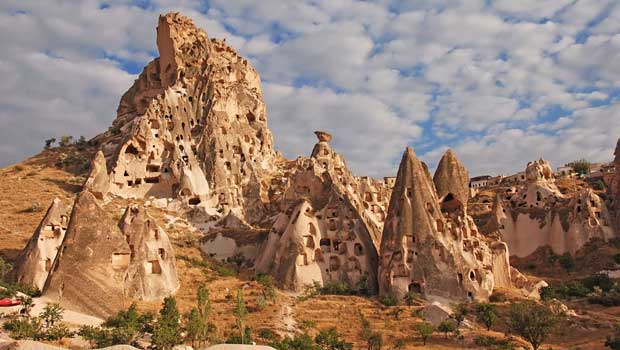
[254, 132, 389, 293]
[101, 13, 277, 221]
[491, 158, 615, 257]
[11, 199, 69, 291]
[39, 191, 178, 318]
[379, 148, 502, 302]
[611, 139, 620, 230]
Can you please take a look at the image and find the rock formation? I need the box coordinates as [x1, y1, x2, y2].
[254, 132, 389, 292]
[11, 199, 69, 291]
[433, 149, 470, 207]
[379, 148, 503, 302]
[43, 191, 178, 317]
[490, 158, 615, 257]
[100, 13, 276, 219]
[612, 139, 620, 229]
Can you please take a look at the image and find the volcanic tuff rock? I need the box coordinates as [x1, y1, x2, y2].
[11, 199, 69, 291]
[100, 12, 277, 218]
[43, 191, 178, 318]
[254, 132, 388, 292]
[612, 139, 620, 229]
[491, 157, 615, 257]
[379, 148, 508, 302]
[433, 149, 470, 208]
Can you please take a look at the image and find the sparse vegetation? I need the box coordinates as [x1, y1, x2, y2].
[379, 294, 398, 307]
[413, 322, 434, 345]
[438, 319, 456, 338]
[315, 327, 353, 350]
[509, 301, 563, 350]
[475, 303, 498, 331]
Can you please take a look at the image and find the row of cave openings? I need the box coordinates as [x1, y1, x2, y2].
[111, 221, 168, 275]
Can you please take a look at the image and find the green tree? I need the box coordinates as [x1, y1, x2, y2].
[185, 308, 202, 348]
[44, 138, 56, 149]
[152, 296, 181, 350]
[233, 289, 249, 344]
[475, 303, 498, 331]
[18, 295, 34, 317]
[438, 320, 456, 338]
[567, 159, 591, 175]
[41, 303, 64, 328]
[414, 322, 434, 345]
[403, 291, 418, 306]
[315, 327, 352, 350]
[75, 135, 87, 150]
[59, 135, 73, 147]
[452, 303, 469, 327]
[509, 301, 563, 350]
[559, 253, 575, 274]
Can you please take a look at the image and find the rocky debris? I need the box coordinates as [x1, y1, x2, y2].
[254, 132, 388, 292]
[492, 157, 615, 257]
[379, 147, 504, 302]
[422, 302, 452, 326]
[43, 191, 179, 318]
[433, 149, 470, 208]
[10, 199, 69, 291]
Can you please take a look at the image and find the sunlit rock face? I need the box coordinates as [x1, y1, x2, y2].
[11, 199, 69, 291]
[255, 132, 390, 293]
[99, 13, 277, 219]
[490, 158, 615, 258]
[379, 148, 502, 303]
[42, 191, 179, 318]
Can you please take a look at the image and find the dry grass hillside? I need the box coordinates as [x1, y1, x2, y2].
[1, 147, 619, 349]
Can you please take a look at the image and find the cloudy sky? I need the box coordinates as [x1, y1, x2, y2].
[1, 0, 619, 177]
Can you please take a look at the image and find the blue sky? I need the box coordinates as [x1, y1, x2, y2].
[1, 0, 619, 177]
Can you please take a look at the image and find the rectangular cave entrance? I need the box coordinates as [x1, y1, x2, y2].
[112, 252, 131, 269]
[147, 260, 162, 274]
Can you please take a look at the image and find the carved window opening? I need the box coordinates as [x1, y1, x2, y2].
[469, 270, 475, 281]
[45, 258, 52, 272]
[329, 256, 341, 271]
[145, 176, 160, 184]
[148, 260, 162, 274]
[408, 282, 422, 294]
[320, 238, 331, 253]
[354, 243, 364, 256]
[125, 144, 139, 155]
[189, 197, 201, 205]
[458, 273, 463, 285]
[158, 248, 166, 260]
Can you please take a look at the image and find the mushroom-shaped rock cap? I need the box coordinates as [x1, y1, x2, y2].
[314, 131, 332, 143]
[433, 149, 469, 207]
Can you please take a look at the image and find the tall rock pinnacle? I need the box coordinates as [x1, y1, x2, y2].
[379, 147, 499, 302]
[433, 149, 470, 208]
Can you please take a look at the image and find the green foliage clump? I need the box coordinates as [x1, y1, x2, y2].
[152, 297, 182, 350]
[79, 303, 153, 348]
[315, 327, 353, 350]
[475, 303, 498, 331]
[474, 336, 516, 350]
[413, 322, 434, 345]
[379, 294, 399, 307]
[567, 159, 591, 175]
[509, 301, 563, 350]
[270, 333, 321, 350]
[451, 303, 469, 327]
[438, 320, 457, 338]
[3, 318, 43, 340]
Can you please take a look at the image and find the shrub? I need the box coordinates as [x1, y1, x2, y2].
[413, 322, 434, 345]
[559, 253, 575, 273]
[59, 135, 73, 147]
[3, 318, 43, 340]
[272, 333, 320, 350]
[320, 281, 352, 295]
[474, 336, 516, 350]
[315, 327, 352, 350]
[403, 291, 419, 306]
[582, 273, 613, 292]
[452, 303, 469, 327]
[44, 138, 56, 149]
[567, 159, 591, 176]
[379, 294, 398, 307]
[475, 303, 498, 331]
[509, 301, 563, 350]
[489, 291, 507, 303]
[438, 320, 456, 338]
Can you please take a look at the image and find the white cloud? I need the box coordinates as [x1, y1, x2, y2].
[0, 0, 618, 181]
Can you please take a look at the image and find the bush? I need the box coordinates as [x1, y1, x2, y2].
[438, 320, 456, 338]
[489, 291, 507, 303]
[559, 253, 575, 273]
[582, 273, 613, 292]
[509, 301, 563, 350]
[474, 336, 516, 350]
[3, 318, 43, 340]
[271, 333, 320, 350]
[413, 322, 434, 345]
[475, 303, 498, 331]
[315, 327, 352, 350]
[379, 294, 398, 307]
[567, 159, 591, 176]
[320, 281, 352, 295]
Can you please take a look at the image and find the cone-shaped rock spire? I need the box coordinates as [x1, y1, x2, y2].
[433, 149, 469, 208]
[379, 147, 495, 302]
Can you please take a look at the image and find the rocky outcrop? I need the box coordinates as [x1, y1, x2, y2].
[379, 148, 502, 302]
[43, 191, 179, 318]
[254, 132, 388, 293]
[97, 13, 277, 220]
[11, 199, 69, 291]
[493, 158, 615, 257]
[612, 139, 620, 229]
[83, 150, 109, 199]
[433, 149, 470, 208]
[120, 206, 180, 301]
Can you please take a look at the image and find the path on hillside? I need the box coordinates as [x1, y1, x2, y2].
[276, 291, 299, 337]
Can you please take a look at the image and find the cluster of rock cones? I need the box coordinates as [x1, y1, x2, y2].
[9, 12, 619, 318]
